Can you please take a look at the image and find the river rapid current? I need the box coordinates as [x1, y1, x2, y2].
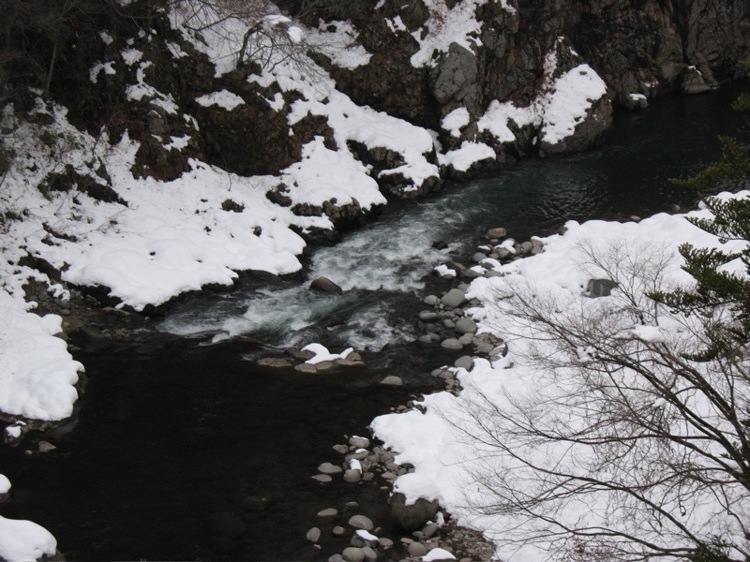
[0, 86, 747, 561]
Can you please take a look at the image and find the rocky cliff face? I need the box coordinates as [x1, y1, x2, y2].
[295, 0, 750, 161]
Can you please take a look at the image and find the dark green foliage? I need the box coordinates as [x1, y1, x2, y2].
[651, 197, 750, 359]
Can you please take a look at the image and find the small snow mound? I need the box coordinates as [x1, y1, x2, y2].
[0, 516, 57, 562]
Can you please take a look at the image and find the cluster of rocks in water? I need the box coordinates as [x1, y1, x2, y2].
[256, 347, 366, 373]
[308, 435, 494, 562]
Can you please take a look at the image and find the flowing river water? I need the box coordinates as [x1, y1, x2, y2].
[0, 85, 747, 561]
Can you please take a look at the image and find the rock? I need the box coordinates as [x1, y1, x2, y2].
[494, 247, 512, 260]
[333, 444, 349, 454]
[349, 435, 370, 449]
[318, 462, 343, 474]
[295, 363, 318, 374]
[517, 241, 533, 255]
[422, 522, 440, 538]
[419, 310, 440, 322]
[454, 356, 474, 370]
[344, 469, 362, 483]
[329, 555, 345, 562]
[472, 252, 488, 263]
[408, 541, 429, 557]
[314, 360, 335, 371]
[312, 474, 333, 484]
[379, 537, 394, 549]
[317, 507, 339, 519]
[390, 492, 440, 532]
[585, 278, 618, 298]
[257, 357, 292, 368]
[333, 526, 346, 536]
[348, 514, 374, 531]
[423, 294, 439, 306]
[681, 66, 713, 94]
[441, 338, 463, 350]
[441, 289, 466, 308]
[485, 227, 507, 240]
[362, 546, 377, 561]
[458, 333, 474, 346]
[306, 527, 321, 543]
[310, 276, 344, 295]
[431, 42, 480, 111]
[454, 317, 477, 334]
[380, 375, 403, 386]
[342, 547, 366, 562]
[38, 441, 57, 453]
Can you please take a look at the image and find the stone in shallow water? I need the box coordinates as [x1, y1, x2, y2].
[306, 527, 321, 543]
[310, 276, 344, 295]
[441, 338, 463, 350]
[348, 514, 374, 531]
[318, 462, 343, 474]
[455, 317, 477, 334]
[343, 469, 362, 483]
[295, 363, 317, 374]
[257, 357, 292, 368]
[317, 507, 339, 519]
[408, 542, 429, 557]
[312, 474, 333, 484]
[379, 375, 403, 386]
[441, 288, 466, 308]
[349, 435, 370, 449]
[454, 356, 474, 370]
[342, 547, 366, 562]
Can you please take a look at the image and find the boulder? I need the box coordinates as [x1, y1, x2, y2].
[485, 227, 507, 240]
[441, 288, 466, 308]
[306, 527, 321, 543]
[380, 375, 403, 386]
[390, 492, 440, 532]
[455, 317, 477, 334]
[586, 278, 618, 298]
[342, 547, 366, 562]
[348, 514, 374, 531]
[310, 276, 344, 295]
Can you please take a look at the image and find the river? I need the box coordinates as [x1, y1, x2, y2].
[0, 85, 747, 561]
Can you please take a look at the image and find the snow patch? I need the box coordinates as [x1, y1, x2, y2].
[195, 90, 245, 111]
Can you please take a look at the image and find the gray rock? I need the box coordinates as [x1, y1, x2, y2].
[441, 289, 466, 308]
[362, 546, 377, 561]
[422, 522, 440, 538]
[333, 525, 346, 536]
[295, 363, 317, 374]
[419, 310, 440, 322]
[423, 294, 439, 306]
[257, 357, 292, 368]
[333, 444, 349, 454]
[315, 360, 335, 371]
[380, 375, 403, 386]
[342, 547, 366, 562]
[485, 227, 507, 240]
[349, 436, 370, 449]
[351, 530, 379, 548]
[472, 252, 488, 263]
[390, 492, 440, 532]
[317, 507, 339, 519]
[518, 241, 533, 255]
[306, 527, 321, 543]
[431, 42, 480, 110]
[348, 514, 374, 531]
[454, 356, 474, 370]
[586, 278, 618, 298]
[408, 541, 429, 557]
[441, 338, 463, 350]
[318, 462, 343, 474]
[344, 469, 362, 483]
[310, 276, 344, 295]
[38, 441, 57, 453]
[379, 537, 394, 549]
[494, 247, 512, 260]
[329, 555, 345, 562]
[312, 474, 333, 483]
[455, 317, 477, 334]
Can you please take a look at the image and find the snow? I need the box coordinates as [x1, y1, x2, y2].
[539, 64, 608, 146]
[301, 343, 354, 365]
[305, 21, 372, 70]
[441, 107, 470, 138]
[0, 516, 57, 562]
[355, 529, 377, 542]
[195, 90, 245, 111]
[478, 100, 536, 144]
[0, 291, 81, 421]
[372, 192, 750, 560]
[439, 142, 496, 172]
[0, 475, 9, 494]
[423, 548, 456, 561]
[410, 0, 489, 68]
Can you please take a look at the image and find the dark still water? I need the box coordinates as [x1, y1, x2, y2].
[0, 84, 747, 561]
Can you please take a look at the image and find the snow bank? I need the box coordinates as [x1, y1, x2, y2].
[439, 142, 496, 172]
[0, 515, 57, 562]
[0, 291, 81, 421]
[373, 193, 750, 560]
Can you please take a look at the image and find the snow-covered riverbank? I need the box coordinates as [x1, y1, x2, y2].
[372, 191, 750, 560]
